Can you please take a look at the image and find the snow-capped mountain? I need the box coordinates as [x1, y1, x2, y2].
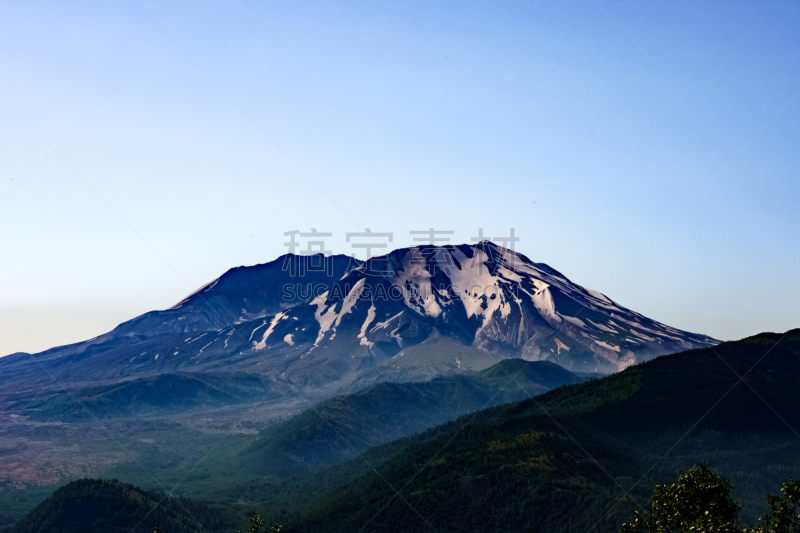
[0, 242, 717, 395]
[235, 241, 717, 379]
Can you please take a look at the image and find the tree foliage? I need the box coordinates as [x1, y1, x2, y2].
[749, 480, 800, 533]
[622, 464, 800, 533]
[236, 515, 281, 533]
[622, 464, 741, 533]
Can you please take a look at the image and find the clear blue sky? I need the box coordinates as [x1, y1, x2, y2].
[1, 0, 798, 356]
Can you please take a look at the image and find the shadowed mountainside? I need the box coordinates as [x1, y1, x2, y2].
[240, 359, 584, 478]
[278, 329, 800, 533]
[28, 372, 294, 422]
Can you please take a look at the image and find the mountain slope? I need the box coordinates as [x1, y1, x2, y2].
[110, 253, 360, 339]
[28, 372, 293, 422]
[0, 254, 358, 389]
[281, 329, 800, 533]
[240, 359, 584, 479]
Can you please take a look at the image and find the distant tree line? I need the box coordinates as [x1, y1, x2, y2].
[149, 465, 796, 533]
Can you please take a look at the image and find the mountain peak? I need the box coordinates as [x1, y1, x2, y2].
[239, 242, 718, 376]
[0, 243, 718, 391]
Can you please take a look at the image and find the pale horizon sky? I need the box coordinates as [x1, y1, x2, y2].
[1, 0, 798, 356]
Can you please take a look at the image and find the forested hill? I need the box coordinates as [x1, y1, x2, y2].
[240, 359, 584, 479]
[11, 479, 227, 533]
[282, 329, 800, 533]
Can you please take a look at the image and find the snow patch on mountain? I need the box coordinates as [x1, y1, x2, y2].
[555, 338, 570, 354]
[255, 312, 287, 350]
[359, 304, 377, 347]
[587, 318, 617, 333]
[594, 340, 620, 352]
[334, 279, 366, 328]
